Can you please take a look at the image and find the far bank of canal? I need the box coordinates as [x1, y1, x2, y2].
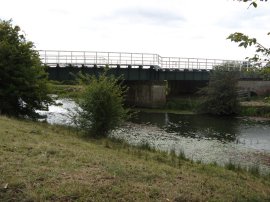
[38, 98, 270, 173]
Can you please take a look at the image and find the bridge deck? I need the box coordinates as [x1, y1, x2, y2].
[39, 50, 253, 70]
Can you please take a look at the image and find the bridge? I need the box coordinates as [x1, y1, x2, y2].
[40, 50, 266, 108]
[40, 50, 259, 81]
[39, 50, 250, 70]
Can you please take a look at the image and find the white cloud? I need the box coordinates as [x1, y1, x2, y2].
[98, 7, 186, 26]
[0, 0, 269, 60]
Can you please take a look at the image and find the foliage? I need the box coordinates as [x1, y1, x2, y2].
[237, 0, 268, 8]
[48, 83, 84, 99]
[229, 1, 270, 79]
[165, 97, 199, 111]
[227, 32, 270, 64]
[0, 19, 51, 118]
[241, 106, 270, 117]
[75, 70, 129, 137]
[260, 65, 270, 80]
[198, 66, 240, 115]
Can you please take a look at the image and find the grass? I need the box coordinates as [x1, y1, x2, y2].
[1, 116, 270, 201]
[240, 105, 270, 117]
[239, 95, 270, 117]
[248, 165, 261, 177]
[48, 82, 84, 99]
[165, 97, 200, 111]
[224, 160, 242, 172]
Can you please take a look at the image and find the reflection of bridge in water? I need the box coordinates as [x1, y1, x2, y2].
[39, 50, 252, 70]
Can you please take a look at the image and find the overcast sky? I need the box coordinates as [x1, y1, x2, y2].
[0, 0, 269, 60]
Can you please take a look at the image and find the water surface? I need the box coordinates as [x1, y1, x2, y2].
[38, 99, 270, 172]
[112, 112, 270, 172]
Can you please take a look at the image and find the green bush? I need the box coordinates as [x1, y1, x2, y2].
[75, 71, 129, 137]
[165, 97, 199, 111]
[0, 19, 51, 118]
[241, 106, 270, 117]
[197, 66, 240, 115]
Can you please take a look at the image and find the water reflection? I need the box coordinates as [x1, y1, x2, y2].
[36, 99, 78, 125]
[132, 112, 240, 142]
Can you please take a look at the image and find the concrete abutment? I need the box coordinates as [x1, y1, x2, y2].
[238, 80, 270, 96]
[125, 81, 167, 108]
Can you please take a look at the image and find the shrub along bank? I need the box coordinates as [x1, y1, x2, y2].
[240, 104, 270, 117]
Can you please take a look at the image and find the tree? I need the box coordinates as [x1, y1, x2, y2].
[229, 0, 270, 78]
[0, 19, 51, 118]
[229, 0, 269, 64]
[198, 66, 240, 116]
[75, 71, 129, 137]
[227, 32, 270, 64]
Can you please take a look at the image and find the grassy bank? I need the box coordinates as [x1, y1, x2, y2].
[0, 116, 270, 201]
[240, 99, 270, 118]
[241, 106, 270, 117]
[48, 83, 83, 99]
[165, 97, 200, 112]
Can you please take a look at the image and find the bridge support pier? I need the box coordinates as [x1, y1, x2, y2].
[125, 81, 166, 108]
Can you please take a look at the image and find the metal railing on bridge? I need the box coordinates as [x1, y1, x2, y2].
[38, 50, 255, 70]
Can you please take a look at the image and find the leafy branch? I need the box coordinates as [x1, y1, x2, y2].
[236, 0, 268, 8]
[227, 32, 270, 63]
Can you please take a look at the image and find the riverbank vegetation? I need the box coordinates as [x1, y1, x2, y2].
[0, 20, 51, 118]
[165, 96, 200, 112]
[48, 81, 84, 99]
[1, 116, 270, 201]
[241, 103, 270, 117]
[197, 66, 240, 116]
[74, 71, 130, 137]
